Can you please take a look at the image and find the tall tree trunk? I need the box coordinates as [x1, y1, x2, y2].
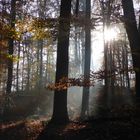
[81, 28, 85, 74]
[39, 40, 43, 89]
[110, 43, 115, 94]
[37, 0, 46, 90]
[75, 0, 79, 17]
[122, 0, 140, 96]
[81, 0, 91, 118]
[100, 0, 111, 95]
[22, 45, 25, 91]
[6, 0, 16, 94]
[74, 0, 81, 75]
[4, 0, 16, 117]
[124, 43, 130, 90]
[26, 45, 30, 92]
[51, 0, 71, 124]
[16, 42, 21, 92]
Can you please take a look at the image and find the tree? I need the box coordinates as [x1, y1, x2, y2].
[6, 0, 16, 94]
[81, 0, 91, 118]
[122, 0, 140, 96]
[51, 0, 71, 124]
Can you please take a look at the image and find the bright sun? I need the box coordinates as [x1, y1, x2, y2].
[104, 27, 118, 41]
[91, 26, 119, 71]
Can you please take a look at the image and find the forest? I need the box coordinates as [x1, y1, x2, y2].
[0, 0, 140, 140]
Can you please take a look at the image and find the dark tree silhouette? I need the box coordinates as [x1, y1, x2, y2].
[6, 0, 16, 94]
[81, 0, 91, 118]
[51, 0, 72, 124]
[122, 0, 140, 96]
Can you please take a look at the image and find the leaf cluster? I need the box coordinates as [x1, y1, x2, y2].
[47, 76, 94, 91]
[47, 67, 135, 91]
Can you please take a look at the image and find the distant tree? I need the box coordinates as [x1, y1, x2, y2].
[100, 0, 112, 95]
[51, 0, 71, 124]
[36, 0, 46, 91]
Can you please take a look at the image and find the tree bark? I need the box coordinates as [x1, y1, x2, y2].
[81, 0, 91, 118]
[6, 0, 16, 94]
[16, 42, 21, 92]
[122, 0, 140, 96]
[75, 0, 79, 17]
[51, 0, 71, 124]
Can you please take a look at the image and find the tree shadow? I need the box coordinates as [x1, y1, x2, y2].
[89, 86, 135, 119]
[37, 121, 70, 140]
[37, 120, 91, 140]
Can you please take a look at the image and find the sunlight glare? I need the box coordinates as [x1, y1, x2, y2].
[91, 26, 120, 71]
[104, 28, 118, 41]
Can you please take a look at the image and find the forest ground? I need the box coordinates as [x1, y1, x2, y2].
[0, 89, 140, 140]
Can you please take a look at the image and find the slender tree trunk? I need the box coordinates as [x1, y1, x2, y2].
[81, 0, 91, 118]
[75, 0, 79, 17]
[6, 0, 16, 94]
[81, 28, 85, 74]
[36, 40, 43, 90]
[124, 43, 130, 90]
[16, 42, 21, 92]
[37, 0, 45, 90]
[125, 48, 130, 89]
[74, 27, 80, 75]
[4, 0, 16, 117]
[122, 0, 140, 96]
[26, 45, 30, 92]
[45, 51, 49, 83]
[74, 2, 81, 75]
[39, 40, 43, 89]
[110, 43, 115, 94]
[117, 46, 123, 87]
[100, 0, 111, 95]
[51, 0, 71, 124]
[22, 45, 25, 91]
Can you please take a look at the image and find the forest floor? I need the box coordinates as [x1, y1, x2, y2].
[0, 91, 140, 140]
